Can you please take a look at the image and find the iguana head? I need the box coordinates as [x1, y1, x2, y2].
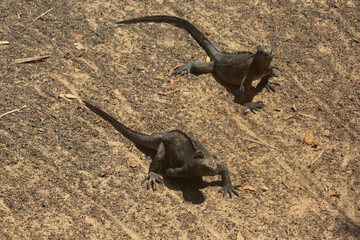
[256, 45, 274, 60]
[191, 157, 218, 176]
[253, 45, 274, 73]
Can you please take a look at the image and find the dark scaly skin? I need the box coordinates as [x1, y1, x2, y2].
[116, 15, 280, 113]
[84, 101, 239, 198]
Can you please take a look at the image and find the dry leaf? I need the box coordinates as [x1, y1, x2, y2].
[282, 180, 294, 190]
[237, 230, 245, 240]
[75, 33, 83, 41]
[172, 64, 182, 70]
[304, 135, 313, 145]
[209, 114, 222, 120]
[64, 94, 77, 99]
[328, 189, 339, 197]
[304, 135, 319, 147]
[311, 138, 319, 146]
[169, 78, 176, 86]
[154, 75, 165, 80]
[247, 143, 256, 150]
[283, 113, 295, 120]
[337, 100, 344, 106]
[233, 111, 242, 117]
[126, 159, 139, 168]
[241, 185, 256, 191]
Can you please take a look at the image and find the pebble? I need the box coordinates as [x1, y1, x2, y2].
[74, 42, 85, 50]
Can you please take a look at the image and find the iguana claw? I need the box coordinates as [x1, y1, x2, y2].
[141, 172, 163, 191]
[243, 101, 265, 114]
[171, 63, 192, 76]
[265, 81, 280, 92]
[220, 184, 240, 198]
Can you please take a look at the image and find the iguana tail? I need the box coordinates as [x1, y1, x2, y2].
[84, 101, 161, 150]
[116, 15, 220, 59]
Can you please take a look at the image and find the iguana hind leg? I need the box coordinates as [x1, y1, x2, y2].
[141, 142, 165, 191]
[216, 164, 239, 198]
[171, 61, 214, 76]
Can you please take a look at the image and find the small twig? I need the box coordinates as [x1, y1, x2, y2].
[0, 41, 9, 45]
[13, 55, 50, 64]
[32, 8, 53, 23]
[308, 148, 326, 167]
[0, 105, 27, 118]
[299, 113, 317, 120]
[242, 138, 277, 149]
[157, 89, 180, 96]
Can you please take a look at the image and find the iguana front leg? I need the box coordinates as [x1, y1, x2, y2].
[256, 66, 280, 92]
[171, 61, 214, 76]
[141, 142, 165, 191]
[239, 85, 265, 113]
[216, 164, 239, 198]
[239, 72, 266, 113]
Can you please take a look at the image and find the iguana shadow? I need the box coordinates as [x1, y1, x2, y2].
[164, 176, 223, 204]
[335, 215, 360, 238]
[211, 75, 260, 105]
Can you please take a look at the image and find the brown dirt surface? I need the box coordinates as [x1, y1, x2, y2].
[1, 0, 360, 239]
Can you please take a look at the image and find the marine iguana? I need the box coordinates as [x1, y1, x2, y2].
[116, 15, 279, 112]
[84, 101, 239, 198]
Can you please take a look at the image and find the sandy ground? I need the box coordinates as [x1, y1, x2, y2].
[1, 0, 359, 239]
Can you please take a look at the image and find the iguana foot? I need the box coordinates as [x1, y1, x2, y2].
[220, 184, 240, 198]
[243, 101, 265, 114]
[171, 63, 192, 76]
[271, 66, 281, 77]
[264, 81, 280, 92]
[141, 172, 163, 191]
